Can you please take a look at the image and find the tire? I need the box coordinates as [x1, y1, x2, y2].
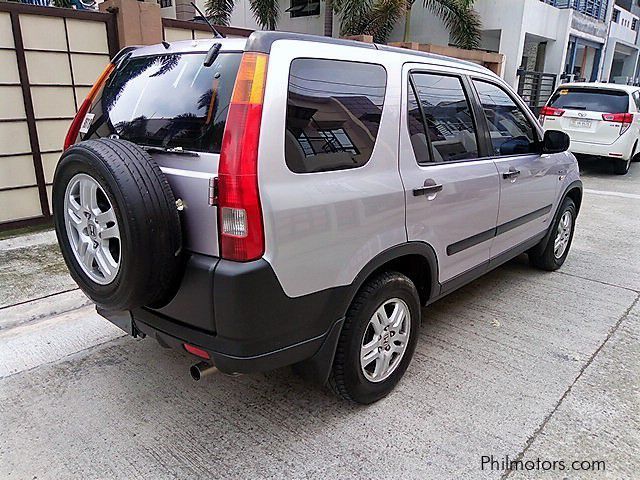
[529, 197, 576, 271]
[53, 139, 183, 310]
[613, 157, 631, 175]
[328, 272, 420, 404]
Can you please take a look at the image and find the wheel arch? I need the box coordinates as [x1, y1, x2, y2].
[530, 179, 583, 259]
[348, 242, 440, 307]
[294, 241, 440, 385]
[564, 181, 583, 213]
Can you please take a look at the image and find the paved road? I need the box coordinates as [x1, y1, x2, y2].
[1, 159, 639, 479]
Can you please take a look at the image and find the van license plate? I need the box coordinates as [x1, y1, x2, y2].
[572, 119, 592, 128]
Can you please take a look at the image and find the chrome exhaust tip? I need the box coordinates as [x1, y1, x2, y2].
[190, 361, 219, 381]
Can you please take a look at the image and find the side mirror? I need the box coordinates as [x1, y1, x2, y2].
[542, 130, 570, 154]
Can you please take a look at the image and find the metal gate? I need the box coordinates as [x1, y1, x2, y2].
[517, 70, 557, 114]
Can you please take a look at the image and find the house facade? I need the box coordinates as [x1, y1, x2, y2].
[161, 0, 628, 106]
[609, 0, 640, 83]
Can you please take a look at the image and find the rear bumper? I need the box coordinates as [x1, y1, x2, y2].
[97, 253, 347, 378]
[570, 135, 635, 159]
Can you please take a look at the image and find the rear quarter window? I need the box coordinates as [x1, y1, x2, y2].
[548, 88, 629, 113]
[284, 58, 387, 173]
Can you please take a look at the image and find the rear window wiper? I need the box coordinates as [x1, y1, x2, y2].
[204, 43, 222, 67]
[561, 105, 587, 110]
[142, 145, 198, 157]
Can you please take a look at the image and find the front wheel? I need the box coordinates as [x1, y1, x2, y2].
[529, 197, 576, 271]
[329, 272, 420, 404]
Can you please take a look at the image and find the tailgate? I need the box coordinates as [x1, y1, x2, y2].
[553, 109, 623, 145]
[545, 87, 630, 145]
[153, 152, 220, 256]
[80, 47, 243, 257]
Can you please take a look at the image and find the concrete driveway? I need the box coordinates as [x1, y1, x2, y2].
[1, 158, 638, 479]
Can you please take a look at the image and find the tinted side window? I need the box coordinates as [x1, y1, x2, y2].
[473, 80, 538, 156]
[285, 59, 387, 173]
[410, 73, 478, 162]
[407, 81, 430, 164]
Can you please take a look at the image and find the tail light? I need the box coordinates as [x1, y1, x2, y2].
[539, 106, 565, 125]
[63, 62, 115, 150]
[217, 52, 268, 261]
[602, 112, 633, 135]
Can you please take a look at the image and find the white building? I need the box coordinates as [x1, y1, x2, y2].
[163, 0, 621, 106]
[601, 2, 639, 84]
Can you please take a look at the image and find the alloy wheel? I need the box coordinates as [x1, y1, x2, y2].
[360, 298, 411, 383]
[63, 173, 121, 285]
[553, 210, 572, 259]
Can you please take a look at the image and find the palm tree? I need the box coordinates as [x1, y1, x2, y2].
[414, 0, 481, 49]
[205, 0, 480, 49]
[332, 0, 481, 49]
[205, 0, 279, 30]
[333, 0, 408, 43]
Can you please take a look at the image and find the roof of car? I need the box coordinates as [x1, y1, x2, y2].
[557, 82, 640, 93]
[127, 31, 493, 77]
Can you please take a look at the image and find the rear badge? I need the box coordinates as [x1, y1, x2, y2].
[79, 112, 95, 134]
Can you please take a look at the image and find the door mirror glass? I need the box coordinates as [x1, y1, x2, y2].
[543, 130, 570, 154]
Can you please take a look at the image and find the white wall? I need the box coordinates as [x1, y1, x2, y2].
[387, 5, 451, 45]
[474, 0, 570, 86]
[610, 6, 639, 45]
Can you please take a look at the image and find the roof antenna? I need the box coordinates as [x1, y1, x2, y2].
[190, 2, 226, 38]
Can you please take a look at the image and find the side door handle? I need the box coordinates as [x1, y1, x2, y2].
[413, 180, 443, 199]
[502, 168, 521, 180]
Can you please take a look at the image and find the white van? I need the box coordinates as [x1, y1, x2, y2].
[540, 82, 640, 175]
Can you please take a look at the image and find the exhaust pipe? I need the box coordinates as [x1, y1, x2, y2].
[190, 361, 219, 381]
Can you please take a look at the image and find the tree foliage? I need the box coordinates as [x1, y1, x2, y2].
[204, 0, 482, 49]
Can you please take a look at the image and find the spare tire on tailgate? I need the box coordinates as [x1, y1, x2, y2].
[52, 138, 183, 311]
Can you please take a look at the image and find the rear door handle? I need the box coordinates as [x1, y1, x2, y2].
[413, 182, 443, 198]
[502, 168, 521, 180]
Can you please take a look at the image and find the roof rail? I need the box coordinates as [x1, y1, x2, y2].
[245, 31, 377, 53]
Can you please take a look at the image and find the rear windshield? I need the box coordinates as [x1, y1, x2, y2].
[548, 88, 629, 113]
[83, 52, 241, 153]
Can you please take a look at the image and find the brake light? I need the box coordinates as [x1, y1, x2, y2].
[602, 112, 633, 134]
[217, 52, 268, 261]
[539, 106, 565, 125]
[63, 62, 115, 150]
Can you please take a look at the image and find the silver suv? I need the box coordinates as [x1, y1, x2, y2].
[53, 31, 582, 404]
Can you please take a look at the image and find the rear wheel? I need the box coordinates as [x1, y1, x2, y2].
[329, 272, 420, 404]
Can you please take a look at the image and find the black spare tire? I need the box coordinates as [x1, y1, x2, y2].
[53, 139, 183, 310]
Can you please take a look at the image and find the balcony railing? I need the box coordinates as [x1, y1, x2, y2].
[541, 0, 609, 21]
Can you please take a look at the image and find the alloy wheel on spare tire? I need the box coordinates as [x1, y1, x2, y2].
[53, 139, 183, 311]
